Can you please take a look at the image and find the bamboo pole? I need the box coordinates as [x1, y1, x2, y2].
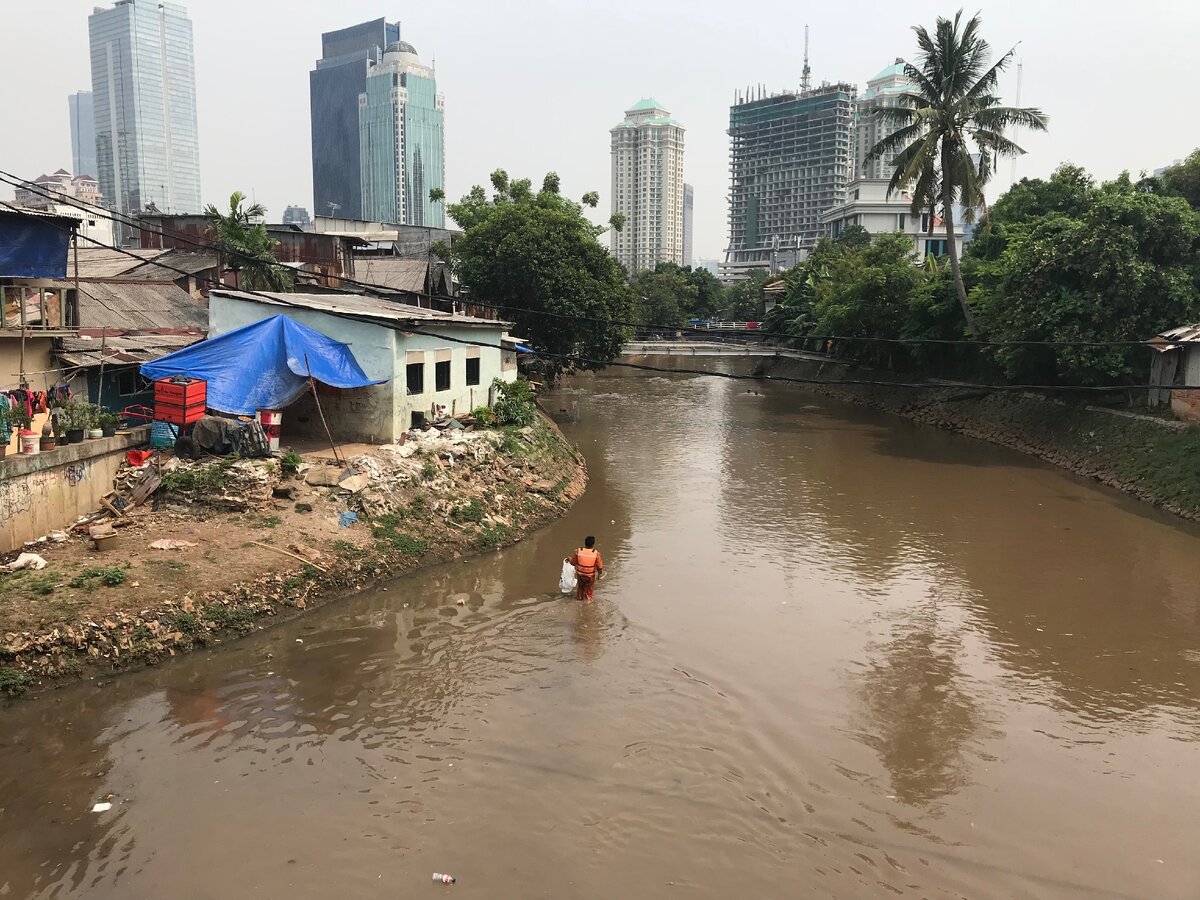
[304, 352, 342, 466]
[248, 541, 328, 572]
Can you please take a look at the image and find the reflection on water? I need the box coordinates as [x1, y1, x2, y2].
[3, 365, 1200, 899]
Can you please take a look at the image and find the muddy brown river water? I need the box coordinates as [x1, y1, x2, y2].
[3, 369, 1200, 899]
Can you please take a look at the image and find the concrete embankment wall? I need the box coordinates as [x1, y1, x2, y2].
[759, 357, 1200, 522]
[0, 427, 150, 551]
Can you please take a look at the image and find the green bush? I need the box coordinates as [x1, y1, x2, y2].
[0, 666, 31, 696]
[492, 377, 537, 426]
[70, 567, 126, 589]
[452, 498, 485, 523]
[279, 450, 303, 476]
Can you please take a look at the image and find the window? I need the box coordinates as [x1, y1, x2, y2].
[466, 357, 480, 386]
[898, 214, 906, 230]
[925, 239, 949, 258]
[117, 369, 144, 396]
[435, 360, 451, 392]
[406, 362, 424, 395]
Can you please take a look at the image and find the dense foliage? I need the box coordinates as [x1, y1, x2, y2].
[446, 170, 634, 380]
[764, 158, 1200, 387]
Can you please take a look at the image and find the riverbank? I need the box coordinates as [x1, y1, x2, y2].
[0, 414, 586, 698]
[761, 357, 1200, 522]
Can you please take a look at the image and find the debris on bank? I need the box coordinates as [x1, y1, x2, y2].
[0, 414, 586, 696]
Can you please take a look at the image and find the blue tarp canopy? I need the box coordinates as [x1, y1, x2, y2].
[0, 211, 71, 278]
[140, 314, 384, 415]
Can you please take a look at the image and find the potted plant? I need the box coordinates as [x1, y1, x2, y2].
[53, 410, 67, 446]
[86, 406, 104, 440]
[99, 411, 118, 438]
[63, 401, 87, 444]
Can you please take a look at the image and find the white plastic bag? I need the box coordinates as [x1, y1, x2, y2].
[559, 559, 577, 594]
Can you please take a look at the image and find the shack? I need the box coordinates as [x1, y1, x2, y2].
[1148, 324, 1200, 421]
[206, 290, 517, 442]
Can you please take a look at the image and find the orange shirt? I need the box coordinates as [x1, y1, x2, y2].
[569, 548, 603, 577]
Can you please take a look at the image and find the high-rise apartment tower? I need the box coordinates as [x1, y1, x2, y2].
[88, 0, 201, 241]
[610, 99, 685, 273]
[854, 60, 918, 182]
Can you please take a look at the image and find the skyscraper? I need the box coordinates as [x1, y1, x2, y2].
[359, 41, 445, 227]
[610, 99, 685, 273]
[682, 183, 694, 268]
[68, 91, 97, 180]
[724, 82, 855, 279]
[310, 18, 399, 220]
[854, 60, 917, 182]
[88, 0, 201, 241]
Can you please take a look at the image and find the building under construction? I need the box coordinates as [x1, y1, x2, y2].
[723, 82, 856, 281]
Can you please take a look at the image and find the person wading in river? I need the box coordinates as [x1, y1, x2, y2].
[567, 536, 604, 603]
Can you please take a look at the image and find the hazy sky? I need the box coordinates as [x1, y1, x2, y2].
[3, 1, 1198, 260]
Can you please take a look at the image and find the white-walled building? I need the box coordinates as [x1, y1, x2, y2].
[610, 99, 685, 273]
[208, 290, 517, 442]
[819, 179, 964, 260]
[855, 60, 918, 182]
[13, 170, 113, 246]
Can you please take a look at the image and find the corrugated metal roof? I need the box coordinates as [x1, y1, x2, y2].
[70, 247, 161, 278]
[55, 332, 203, 368]
[1149, 325, 1200, 351]
[353, 256, 430, 293]
[121, 250, 219, 280]
[212, 289, 509, 328]
[53, 280, 209, 330]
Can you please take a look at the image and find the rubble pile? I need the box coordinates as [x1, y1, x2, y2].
[158, 457, 281, 510]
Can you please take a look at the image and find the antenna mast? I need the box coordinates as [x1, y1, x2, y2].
[801, 25, 812, 92]
[1010, 60, 1023, 185]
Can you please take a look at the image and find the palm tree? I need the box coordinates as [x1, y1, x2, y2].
[867, 11, 1047, 335]
[203, 191, 293, 292]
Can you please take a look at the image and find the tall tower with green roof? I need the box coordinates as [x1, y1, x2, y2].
[610, 99, 685, 273]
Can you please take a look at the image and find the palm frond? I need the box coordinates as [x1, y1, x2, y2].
[970, 106, 1049, 134]
[865, 121, 924, 164]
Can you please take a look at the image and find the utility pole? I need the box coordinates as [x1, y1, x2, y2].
[1011, 60, 1024, 187]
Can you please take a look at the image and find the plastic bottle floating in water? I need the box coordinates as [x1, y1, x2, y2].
[432, 873, 456, 884]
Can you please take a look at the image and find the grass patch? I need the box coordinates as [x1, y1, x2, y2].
[451, 498, 485, 524]
[420, 461, 438, 482]
[0, 666, 31, 696]
[332, 539, 357, 553]
[203, 603, 256, 632]
[372, 514, 428, 555]
[70, 567, 126, 589]
[166, 611, 200, 634]
[258, 515, 282, 529]
[279, 450, 303, 476]
[29, 575, 59, 595]
[161, 459, 234, 495]
[476, 523, 513, 549]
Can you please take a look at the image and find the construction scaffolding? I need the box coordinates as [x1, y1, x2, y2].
[724, 82, 856, 275]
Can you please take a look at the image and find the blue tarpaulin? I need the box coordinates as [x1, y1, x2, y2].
[0, 213, 71, 278]
[140, 315, 384, 415]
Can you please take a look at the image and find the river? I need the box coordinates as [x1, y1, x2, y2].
[3, 368, 1200, 899]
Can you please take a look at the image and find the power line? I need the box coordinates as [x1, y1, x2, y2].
[1, 166, 1185, 352]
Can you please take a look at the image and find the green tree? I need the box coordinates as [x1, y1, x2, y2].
[1158, 149, 1200, 210]
[974, 177, 1200, 384]
[445, 170, 634, 380]
[867, 11, 1048, 335]
[834, 223, 873, 249]
[204, 191, 293, 291]
[989, 164, 1096, 225]
[630, 265, 697, 327]
[723, 269, 772, 321]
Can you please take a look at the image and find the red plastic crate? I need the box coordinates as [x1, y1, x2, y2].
[154, 377, 207, 425]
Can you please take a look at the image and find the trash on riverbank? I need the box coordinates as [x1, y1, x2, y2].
[432, 873, 456, 884]
[149, 539, 197, 551]
[3, 553, 47, 572]
[91, 801, 112, 813]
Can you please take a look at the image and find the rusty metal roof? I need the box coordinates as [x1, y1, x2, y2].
[56, 332, 203, 368]
[1148, 324, 1200, 352]
[212, 289, 510, 329]
[50, 280, 209, 330]
[69, 247, 161, 278]
[353, 256, 430, 293]
[120, 249, 219, 281]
